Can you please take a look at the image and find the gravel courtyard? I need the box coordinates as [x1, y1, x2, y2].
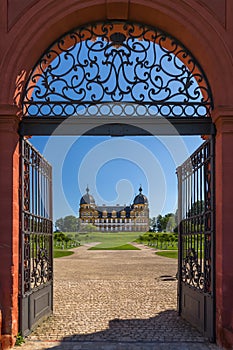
[15, 244, 220, 350]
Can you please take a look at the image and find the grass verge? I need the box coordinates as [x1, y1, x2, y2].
[65, 232, 141, 248]
[53, 249, 74, 258]
[156, 250, 178, 259]
[89, 243, 140, 250]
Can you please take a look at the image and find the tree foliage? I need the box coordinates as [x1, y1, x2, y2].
[55, 215, 80, 232]
[138, 231, 178, 249]
[187, 200, 205, 217]
[80, 223, 97, 233]
[53, 231, 80, 249]
[149, 217, 157, 231]
[150, 212, 177, 232]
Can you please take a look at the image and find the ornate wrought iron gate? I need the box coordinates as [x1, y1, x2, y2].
[177, 137, 215, 341]
[19, 138, 53, 336]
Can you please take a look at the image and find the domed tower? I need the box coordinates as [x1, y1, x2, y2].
[80, 186, 96, 207]
[132, 186, 149, 232]
[79, 187, 97, 226]
[133, 186, 148, 207]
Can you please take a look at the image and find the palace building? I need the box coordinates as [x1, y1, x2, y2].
[79, 186, 149, 232]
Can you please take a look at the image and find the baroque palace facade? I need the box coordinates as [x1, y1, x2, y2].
[79, 186, 149, 232]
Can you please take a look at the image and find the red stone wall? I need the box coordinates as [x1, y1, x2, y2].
[213, 109, 233, 349]
[0, 0, 233, 107]
[0, 1, 233, 349]
[0, 106, 20, 350]
[0, 308, 2, 349]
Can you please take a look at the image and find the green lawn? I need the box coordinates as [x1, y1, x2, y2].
[89, 243, 140, 250]
[53, 249, 74, 258]
[156, 250, 178, 259]
[66, 232, 141, 248]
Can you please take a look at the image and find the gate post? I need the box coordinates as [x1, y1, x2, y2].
[213, 109, 233, 349]
[0, 105, 20, 349]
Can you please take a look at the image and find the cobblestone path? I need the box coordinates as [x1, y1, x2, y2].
[15, 244, 221, 350]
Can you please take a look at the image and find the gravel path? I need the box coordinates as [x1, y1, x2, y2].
[14, 244, 221, 350]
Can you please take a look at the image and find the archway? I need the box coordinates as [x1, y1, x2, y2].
[0, 2, 233, 349]
[20, 21, 213, 135]
[18, 20, 215, 341]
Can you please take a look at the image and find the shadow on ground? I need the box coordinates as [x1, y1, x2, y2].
[24, 310, 219, 350]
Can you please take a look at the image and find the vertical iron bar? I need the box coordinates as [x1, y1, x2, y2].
[177, 166, 183, 315]
[50, 165, 53, 311]
[20, 139, 25, 297]
[210, 135, 216, 341]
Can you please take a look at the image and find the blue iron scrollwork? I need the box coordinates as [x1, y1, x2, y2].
[23, 22, 213, 118]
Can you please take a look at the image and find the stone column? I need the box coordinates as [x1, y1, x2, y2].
[213, 108, 233, 349]
[0, 106, 20, 349]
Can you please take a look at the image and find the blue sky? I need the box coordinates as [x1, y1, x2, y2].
[28, 29, 207, 221]
[30, 135, 203, 221]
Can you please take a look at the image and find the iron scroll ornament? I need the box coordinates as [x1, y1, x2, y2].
[31, 245, 52, 289]
[182, 248, 204, 290]
[21, 139, 53, 294]
[23, 22, 213, 118]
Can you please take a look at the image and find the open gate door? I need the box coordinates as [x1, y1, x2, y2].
[177, 137, 215, 341]
[19, 138, 53, 336]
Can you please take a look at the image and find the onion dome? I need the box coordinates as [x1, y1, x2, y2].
[133, 186, 148, 205]
[80, 186, 96, 205]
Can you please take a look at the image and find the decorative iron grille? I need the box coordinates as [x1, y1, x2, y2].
[20, 139, 53, 295]
[178, 139, 214, 293]
[23, 22, 213, 118]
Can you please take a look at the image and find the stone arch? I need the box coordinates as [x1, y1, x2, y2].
[21, 20, 213, 119]
[0, 0, 232, 111]
[1, 1, 233, 349]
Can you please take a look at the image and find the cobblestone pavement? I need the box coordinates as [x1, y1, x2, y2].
[14, 244, 221, 350]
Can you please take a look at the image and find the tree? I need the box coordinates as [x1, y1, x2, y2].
[187, 200, 205, 232]
[63, 215, 78, 232]
[156, 213, 176, 232]
[80, 223, 97, 233]
[149, 217, 157, 232]
[54, 232, 66, 241]
[74, 233, 80, 241]
[64, 235, 71, 248]
[187, 200, 205, 217]
[165, 213, 176, 232]
[156, 215, 163, 232]
[55, 215, 80, 232]
[173, 209, 179, 233]
[53, 231, 66, 248]
[55, 217, 64, 231]
[153, 233, 159, 248]
[147, 233, 154, 246]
